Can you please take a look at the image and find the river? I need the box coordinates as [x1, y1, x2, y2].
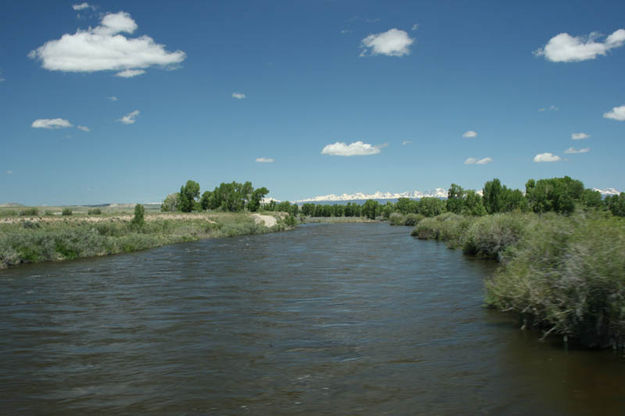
[1, 223, 625, 415]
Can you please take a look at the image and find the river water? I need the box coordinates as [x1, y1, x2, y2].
[1, 223, 625, 415]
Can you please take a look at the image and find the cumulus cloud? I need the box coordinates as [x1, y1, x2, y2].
[255, 157, 274, 163]
[564, 147, 590, 154]
[411, 24, 419, 31]
[115, 69, 146, 78]
[571, 132, 590, 140]
[402, 140, 412, 145]
[603, 105, 625, 121]
[29, 12, 186, 76]
[232, 92, 246, 100]
[77, 125, 90, 132]
[464, 157, 492, 165]
[72, 2, 92, 11]
[32, 118, 72, 129]
[534, 29, 625, 62]
[533, 152, 561, 162]
[321, 141, 382, 156]
[119, 110, 140, 124]
[462, 130, 478, 138]
[360, 28, 414, 57]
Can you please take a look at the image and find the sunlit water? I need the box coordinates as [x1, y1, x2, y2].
[2, 223, 625, 415]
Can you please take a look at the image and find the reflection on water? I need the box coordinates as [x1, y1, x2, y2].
[1, 223, 624, 415]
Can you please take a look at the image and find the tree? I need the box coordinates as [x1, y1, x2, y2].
[483, 179, 503, 214]
[463, 190, 487, 216]
[200, 191, 214, 211]
[132, 204, 145, 227]
[362, 199, 379, 219]
[248, 187, 269, 212]
[446, 183, 465, 214]
[179, 180, 200, 212]
[161, 193, 179, 212]
[582, 189, 602, 209]
[418, 197, 445, 217]
[526, 176, 584, 214]
[396, 198, 416, 214]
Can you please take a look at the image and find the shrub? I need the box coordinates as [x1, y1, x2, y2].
[62, 208, 72, 216]
[20, 208, 39, 216]
[88, 208, 102, 215]
[389, 213, 405, 226]
[131, 204, 145, 228]
[404, 213, 424, 226]
[486, 214, 625, 348]
[462, 213, 528, 260]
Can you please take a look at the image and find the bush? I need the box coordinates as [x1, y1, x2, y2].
[389, 213, 405, 226]
[62, 208, 72, 216]
[131, 204, 145, 228]
[486, 214, 625, 348]
[462, 213, 528, 260]
[404, 213, 424, 226]
[88, 208, 102, 215]
[20, 208, 39, 216]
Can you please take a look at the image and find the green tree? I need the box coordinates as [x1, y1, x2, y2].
[362, 199, 379, 219]
[418, 197, 445, 217]
[179, 180, 200, 212]
[248, 187, 269, 212]
[132, 204, 145, 227]
[446, 183, 465, 214]
[483, 179, 503, 214]
[463, 190, 487, 216]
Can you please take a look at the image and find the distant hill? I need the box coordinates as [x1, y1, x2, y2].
[0, 203, 24, 208]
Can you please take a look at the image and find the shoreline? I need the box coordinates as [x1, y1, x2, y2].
[0, 212, 290, 270]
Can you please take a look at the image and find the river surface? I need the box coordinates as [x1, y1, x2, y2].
[2, 223, 625, 415]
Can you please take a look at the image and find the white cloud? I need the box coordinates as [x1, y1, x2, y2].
[464, 157, 492, 165]
[321, 140, 382, 156]
[533, 152, 561, 162]
[340, 29, 351, 35]
[539, 105, 559, 112]
[564, 147, 590, 154]
[119, 110, 140, 124]
[72, 2, 92, 11]
[603, 105, 625, 121]
[255, 157, 274, 163]
[29, 12, 186, 76]
[32, 118, 73, 129]
[402, 140, 412, 145]
[360, 28, 414, 57]
[534, 29, 625, 62]
[232, 92, 246, 100]
[571, 132, 590, 140]
[411, 24, 419, 31]
[108, 96, 118, 101]
[77, 125, 90, 132]
[115, 69, 146, 78]
[462, 130, 478, 138]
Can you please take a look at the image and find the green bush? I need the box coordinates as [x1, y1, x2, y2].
[88, 208, 102, 215]
[404, 213, 424, 226]
[62, 208, 72, 216]
[486, 214, 625, 348]
[20, 208, 39, 216]
[131, 204, 145, 228]
[462, 213, 528, 260]
[389, 213, 405, 226]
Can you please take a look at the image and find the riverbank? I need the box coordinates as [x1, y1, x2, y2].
[411, 211, 625, 349]
[301, 216, 378, 223]
[0, 212, 290, 269]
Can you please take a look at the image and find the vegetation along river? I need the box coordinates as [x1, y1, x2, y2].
[2, 223, 625, 415]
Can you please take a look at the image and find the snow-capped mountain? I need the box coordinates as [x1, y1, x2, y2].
[593, 188, 621, 196]
[297, 188, 448, 203]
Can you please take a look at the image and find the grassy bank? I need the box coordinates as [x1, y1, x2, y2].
[0, 212, 290, 269]
[412, 211, 625, 349]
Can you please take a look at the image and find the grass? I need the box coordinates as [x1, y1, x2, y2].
[0, 211, 290, 269]
[412, 210, 625, 349]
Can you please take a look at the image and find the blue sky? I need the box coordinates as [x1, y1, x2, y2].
[1, 0, 624, 205]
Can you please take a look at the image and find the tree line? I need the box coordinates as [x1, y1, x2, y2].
[162, 177, 625, 218]
[161, 180, 269, 213]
